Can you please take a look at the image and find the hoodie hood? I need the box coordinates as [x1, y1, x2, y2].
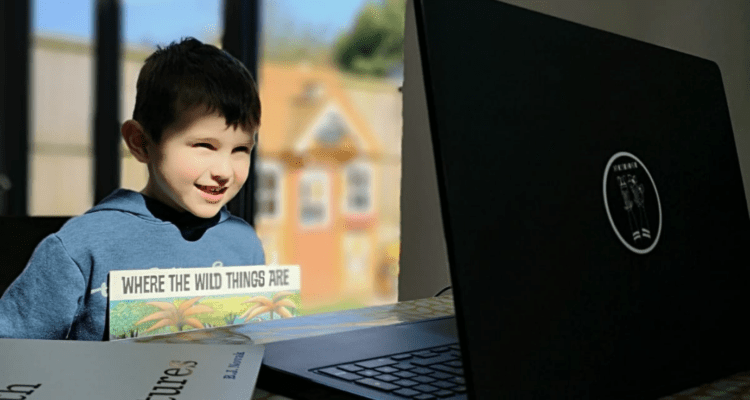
[87, 189, 231, 241]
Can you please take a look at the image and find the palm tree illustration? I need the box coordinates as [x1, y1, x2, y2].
[240, 291, 297, 321]
[136, 296, 214, 332]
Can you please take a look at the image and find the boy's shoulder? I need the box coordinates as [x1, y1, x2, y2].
[40, 190, 264, 271]
[219, 212, 255, 229]
[54, 189, 206, 249]
[57, 189, 160, 234]
[215, 213, 262, 244]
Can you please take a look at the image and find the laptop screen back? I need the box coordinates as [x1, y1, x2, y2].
[414, 0, 750, 398]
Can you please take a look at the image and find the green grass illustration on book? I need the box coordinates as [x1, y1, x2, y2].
[109, 291, 301, 340]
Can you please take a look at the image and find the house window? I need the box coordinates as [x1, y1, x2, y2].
[317, 111, 346, 144]
[301, 81, 324, 100]
[299, 170, 329, 227]
[257, 162, 282, 220]
[346, 163, 372, 214]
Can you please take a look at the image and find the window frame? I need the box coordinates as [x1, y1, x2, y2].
[344, 161, 374, 215]
[257, 161, 284, 221]
[298, 169, 330, 228]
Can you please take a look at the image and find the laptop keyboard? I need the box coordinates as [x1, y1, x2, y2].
[313, 344, 467, 399]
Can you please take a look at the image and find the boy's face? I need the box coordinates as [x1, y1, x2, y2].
[142, 109, 255, 218]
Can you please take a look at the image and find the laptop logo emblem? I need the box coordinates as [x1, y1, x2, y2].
[603, 152, 662, 254]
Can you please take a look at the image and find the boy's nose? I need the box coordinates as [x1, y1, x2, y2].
[210, 158, 232, 185]
[212, 175, 229, 186]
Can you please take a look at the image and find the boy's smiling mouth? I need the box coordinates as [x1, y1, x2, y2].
[195, 184, 228, 198]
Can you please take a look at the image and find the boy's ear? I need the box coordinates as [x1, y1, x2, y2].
[121, 120, 150, 163]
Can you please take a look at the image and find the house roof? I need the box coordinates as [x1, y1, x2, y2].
[257, 63, 383, 158]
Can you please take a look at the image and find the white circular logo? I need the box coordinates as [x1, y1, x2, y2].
[603, 152, 662, 254]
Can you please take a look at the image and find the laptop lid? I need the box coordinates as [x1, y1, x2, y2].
[414, 0, 750, 398]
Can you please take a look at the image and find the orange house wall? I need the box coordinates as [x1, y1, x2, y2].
[283, 166, 344, 305]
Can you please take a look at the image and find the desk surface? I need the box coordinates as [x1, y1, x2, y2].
[128, 296, 750, 399]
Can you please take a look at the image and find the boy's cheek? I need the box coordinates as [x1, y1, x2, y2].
[175, 153, 206, 177]
[234, 159, 251, 183]
[181, 165, 203, 178]
[236, 171, 250, 187]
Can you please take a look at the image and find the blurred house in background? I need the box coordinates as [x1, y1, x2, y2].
[255, 63, 400, 309]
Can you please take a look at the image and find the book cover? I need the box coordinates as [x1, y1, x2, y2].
[108, 264, 301, 340]
[0, 339, 264, 399]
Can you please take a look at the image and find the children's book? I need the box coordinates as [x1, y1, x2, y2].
[0, 339, 264, 399]
[108, 264, 301, 340]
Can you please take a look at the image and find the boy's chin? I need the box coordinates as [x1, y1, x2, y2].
[183, 202, 226, 219]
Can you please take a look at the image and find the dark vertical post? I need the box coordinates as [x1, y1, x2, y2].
[0, 0, 6, 215]
[223, 0, 260, 225]
[93, 0, 121, 204]
[0, 0, 31, 216]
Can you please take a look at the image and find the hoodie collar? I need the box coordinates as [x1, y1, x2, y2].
[88, 189, 231, 238]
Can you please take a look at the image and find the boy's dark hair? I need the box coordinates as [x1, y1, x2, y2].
[132, 37, 260, 143]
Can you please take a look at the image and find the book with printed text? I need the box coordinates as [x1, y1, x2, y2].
[0, 338, 264, 399]
[108, 264, 301, 340]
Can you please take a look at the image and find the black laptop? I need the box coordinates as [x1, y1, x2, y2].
[259, 0, 750, 398]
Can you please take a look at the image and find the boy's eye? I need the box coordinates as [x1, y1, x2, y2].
[234, 146, 251, 153]
[194, 143, 215, 150]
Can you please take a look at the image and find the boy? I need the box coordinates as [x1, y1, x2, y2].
[0, 37, 265, 340]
